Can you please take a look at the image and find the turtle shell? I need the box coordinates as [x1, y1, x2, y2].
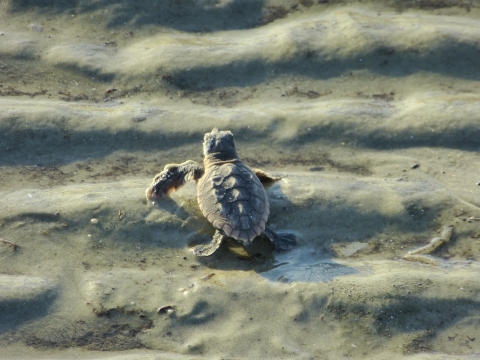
[197, 161, 269, 244]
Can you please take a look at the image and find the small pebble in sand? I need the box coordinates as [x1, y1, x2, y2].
[157, 305, 175, 314]
[90, 218, 99, 224]
[132, 116, 147, 122]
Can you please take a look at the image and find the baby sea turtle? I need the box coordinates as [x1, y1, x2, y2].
[146, 128, 297, 256]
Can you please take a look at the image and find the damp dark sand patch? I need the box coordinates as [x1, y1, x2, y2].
[22, 310, 153, 351]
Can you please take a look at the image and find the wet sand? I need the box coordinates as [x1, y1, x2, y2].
[1, 1, 480, 359]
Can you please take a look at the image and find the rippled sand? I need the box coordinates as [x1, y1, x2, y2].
[1, 1, 480, 359]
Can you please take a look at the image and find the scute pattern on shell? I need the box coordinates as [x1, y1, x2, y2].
[197, 162, 269, 243]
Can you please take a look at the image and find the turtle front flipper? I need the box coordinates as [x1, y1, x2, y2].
[192, 230, 226, 257]
[146, 160, 204, 200]
[262, 225, 297, 251]
[252, 168, 282, 186]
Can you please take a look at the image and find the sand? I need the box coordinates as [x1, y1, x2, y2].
[1, 0, 480, 359]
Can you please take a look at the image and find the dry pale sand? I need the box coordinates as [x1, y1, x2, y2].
[1, 0, 480, 359]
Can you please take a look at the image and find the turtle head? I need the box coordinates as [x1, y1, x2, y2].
[203, 128, 239, 163]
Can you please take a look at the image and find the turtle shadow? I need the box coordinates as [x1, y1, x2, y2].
[186, 174, 448, 272]
[266, 175, 443, 241]
[192, 237, 278, 272]
[193, 238, 359, 284]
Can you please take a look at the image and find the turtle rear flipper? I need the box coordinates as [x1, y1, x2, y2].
[263, 225, 297, 251]
[192, 230, 225, 256]
[146, 160, 204, 200]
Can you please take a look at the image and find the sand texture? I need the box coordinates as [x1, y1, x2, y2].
[1, 1, 480, 359]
